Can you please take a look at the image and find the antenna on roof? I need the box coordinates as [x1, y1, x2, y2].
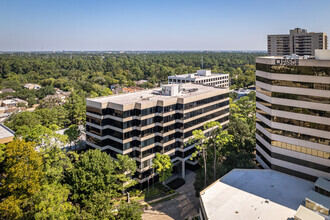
[201, 56, 204, 69]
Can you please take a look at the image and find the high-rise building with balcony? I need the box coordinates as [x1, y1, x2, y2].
[268, 28, 328, 56]
[255, 50, 330, 181]
[168, 70, 229, 88]
[86, 83, 229, 187]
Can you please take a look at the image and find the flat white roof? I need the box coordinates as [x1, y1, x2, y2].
[200, 169, 314, 220]
[168, 72, 228, 80]
[87, 83, 227, 105]
[0, 123, 15, 140]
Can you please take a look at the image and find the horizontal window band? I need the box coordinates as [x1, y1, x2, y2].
[256, 86, 330, 104]
[256, 96, 330, 118]
[256, 63, 330, 77]
[256, 125, 330, 146]
[256, 139, 329, 172]
[256, 107, 330, 131]
[256, 76, 330, 90]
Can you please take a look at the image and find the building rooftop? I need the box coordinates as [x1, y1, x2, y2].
[168, 70, 228, 80]
[200, 169, 314, 220]
[87, 83, 227, 106]
[257, 50, 330, 62]
[295, 205, 325, 220]
[0, 123, 15, 144]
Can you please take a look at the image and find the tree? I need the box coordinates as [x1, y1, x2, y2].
[0, 140, 43, 219]
[0, 139, 43, 197]
[117, 201, 143, 220]
[115, 154, 137, 194]
[203, 121, 233, 181]
[64, 124, 81, 149]
[69, 149, 119, 203]
[42, 146, 77, 184]
[228, 95, 256, 155]
[32, 183, 73, 220]
[5, 111, 41, 132]
[152, 153, 173, 185]
[78, 192, 116, 220]
[64, 90, 86, 125]
[16, 124, 68, 150]
[190, 129, 208, 188]
[0, 195, 24, 220]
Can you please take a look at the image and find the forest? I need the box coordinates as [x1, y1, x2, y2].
[0, 52, 262, 131]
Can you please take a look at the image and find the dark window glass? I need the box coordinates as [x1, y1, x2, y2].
[256, 86, 330, 104]
[256, 76, 330, 90]
[256, 122, 330, 146]
[256, 63, 330, 77]
[256, 97, 330, 118]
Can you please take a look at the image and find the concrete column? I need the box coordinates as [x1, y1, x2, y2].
[182, 160, 185, 179]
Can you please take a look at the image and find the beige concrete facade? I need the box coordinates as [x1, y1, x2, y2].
[255, 54, 330, 181]
[268, 28, 328, 56]
[86, 84, 229, 185]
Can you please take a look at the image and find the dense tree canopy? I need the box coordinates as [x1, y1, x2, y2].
[0, 52, 262, 94]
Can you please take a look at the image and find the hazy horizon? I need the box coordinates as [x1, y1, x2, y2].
[1, 0, 330, 51]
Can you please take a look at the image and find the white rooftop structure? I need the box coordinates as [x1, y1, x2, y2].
[168, 70, 229, 88]
[200, 169, 314, 220]
[2, 99, 18, 105]
[315, 49, 330, 60]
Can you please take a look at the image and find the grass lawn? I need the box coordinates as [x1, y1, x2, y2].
[144, 183, 167, 201]
[113, 182, 171, 206]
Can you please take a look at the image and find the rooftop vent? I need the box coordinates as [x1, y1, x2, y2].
[161, 84, 180, 96]
[197, 70, 211, 76]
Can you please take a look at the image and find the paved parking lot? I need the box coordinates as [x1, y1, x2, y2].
[142, 171, 199, 220]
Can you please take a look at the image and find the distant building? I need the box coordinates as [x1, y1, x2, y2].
[168, 70, 229, 88]
[135, 80, 148, 86]
[122, 86, 144, 93]
[2, 98, 28, 108]
[24, 83, 42, 90]
[268, 28, 328, 56]
[111, 86, 144, 94]
[199, 169, 327, 220]
[255, 50, 330, 181]
[0, 88, 16, 93]
[231, 88, 255, 99]
[0, 123, 15, 144]
[86, 83, 229, 187]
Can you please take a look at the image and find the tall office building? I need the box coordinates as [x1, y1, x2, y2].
[168, 70, 229, 88]
[255, 49, 330, 181]
[268, 28, 328, 56]
[86, 83, 229, 186]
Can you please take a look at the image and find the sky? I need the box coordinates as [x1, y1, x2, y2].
[0, 0, 329, 51]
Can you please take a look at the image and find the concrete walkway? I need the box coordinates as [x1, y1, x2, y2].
[142, 171, 199, 220]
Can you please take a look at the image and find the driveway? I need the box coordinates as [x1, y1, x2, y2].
[142, 170, 199, 220]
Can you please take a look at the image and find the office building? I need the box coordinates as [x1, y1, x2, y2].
[255, 50, 330, 181]
[86, 83, 229, 186]
[268, 28, 328, 56]
[168, 70, 229, 88]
